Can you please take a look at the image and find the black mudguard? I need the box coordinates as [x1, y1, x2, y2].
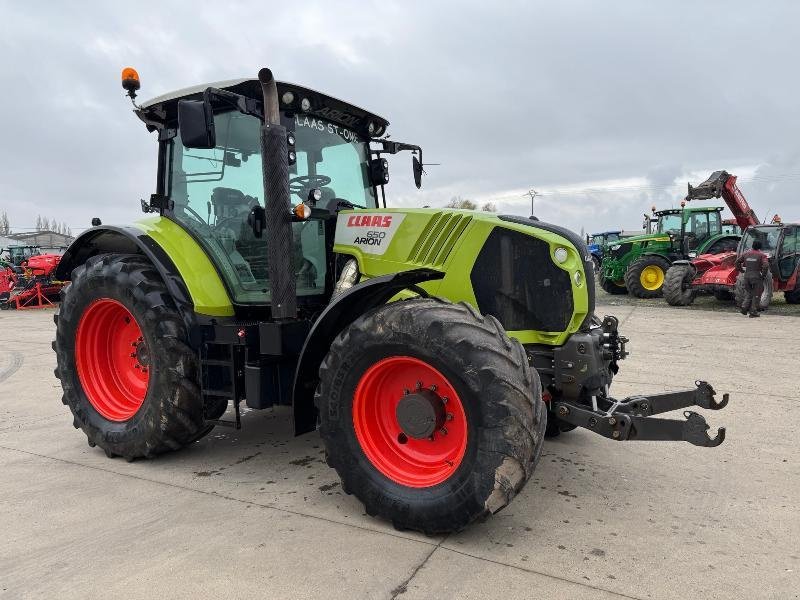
[292, 268, 444, 434]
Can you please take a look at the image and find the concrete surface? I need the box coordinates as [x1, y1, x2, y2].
[1, 303, 798, 600]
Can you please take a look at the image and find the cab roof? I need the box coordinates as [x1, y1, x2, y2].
[655, 206, 723, 216]
[136, 77, 389, 138]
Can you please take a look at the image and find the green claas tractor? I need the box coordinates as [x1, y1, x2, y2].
[600, 205, 741, 297]
[52, 67, 729, 534]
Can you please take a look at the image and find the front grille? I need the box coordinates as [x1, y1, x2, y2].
[470, 228, 573, 331]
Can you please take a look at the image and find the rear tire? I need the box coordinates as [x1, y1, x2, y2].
[625, 255, 671, 298]
[734, 273, 773, 312]
[591, 255, 601, 275]
[600, 276, 628, 295]
[785, 286, 800, 304]
[663, 264, 697, 306]
[54, 254, 210, 460]
[317, 298, 545, 534]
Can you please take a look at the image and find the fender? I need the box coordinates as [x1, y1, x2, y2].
[56, 220, 234, 318]
[698, 234, 741, 254]
[56, 226, 193, 313]
[292, 268, 445, 435]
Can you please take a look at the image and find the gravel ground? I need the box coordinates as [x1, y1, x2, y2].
[597, 286, 800, 317]
[1, 304, 798, 599]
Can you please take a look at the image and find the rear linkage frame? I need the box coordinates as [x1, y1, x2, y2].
[554, 381, 728, 447]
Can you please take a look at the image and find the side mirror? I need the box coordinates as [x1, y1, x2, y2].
[178, 99, 216, 149]
[413, 156, 423, 189]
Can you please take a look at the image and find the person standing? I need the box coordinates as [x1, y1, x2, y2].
[735, 239, 770, 317]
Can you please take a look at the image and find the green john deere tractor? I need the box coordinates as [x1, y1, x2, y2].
[53, 67, 729, 534]
[600, 206, 741, 297]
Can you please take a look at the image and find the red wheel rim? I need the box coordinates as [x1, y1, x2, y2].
[75, 299, 150, 421]
[352, 356, 468, 488]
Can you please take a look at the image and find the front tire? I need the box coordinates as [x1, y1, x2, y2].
[600, 276, 628, 295]
[785, 286, 800, 304]
[54, 254, 210, 460]
[625, 255, 671, 298]
[317, 298, 545, 534]
[663, 264, 697, 306]
[734, 273, 773, 312]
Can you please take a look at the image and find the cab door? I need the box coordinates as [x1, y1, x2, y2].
[777, 226, 799, 281]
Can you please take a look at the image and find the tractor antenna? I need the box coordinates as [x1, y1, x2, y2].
[524, 189, 539, 218]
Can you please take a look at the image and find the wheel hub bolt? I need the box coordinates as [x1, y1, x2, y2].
[439, 427, 448, 435]
[608, 417, 617, 426]
[612, 430, 620, 439]
[557, 405, 569, 417]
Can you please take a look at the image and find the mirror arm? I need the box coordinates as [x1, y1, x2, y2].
[203, 87, 264, 121]
[371, 139, 421, 156]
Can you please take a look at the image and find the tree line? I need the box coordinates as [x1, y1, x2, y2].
[0, 211, 73, 237]
[445, 197, 497, 212]
[35, 215, 73, 237]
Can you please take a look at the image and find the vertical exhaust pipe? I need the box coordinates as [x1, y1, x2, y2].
[258, 68, 296, 320]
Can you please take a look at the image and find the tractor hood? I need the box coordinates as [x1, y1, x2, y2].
[608, 232, 670, 248]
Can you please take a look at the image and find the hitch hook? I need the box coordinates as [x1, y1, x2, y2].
[694, 380, 729, 410]
[683, 411, 726, 447]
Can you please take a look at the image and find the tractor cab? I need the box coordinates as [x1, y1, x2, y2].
[654, 206, 723, 254]
[4, 245, 42, 267]
[740, 224, 800, 281]
[133, 77, 421, 313]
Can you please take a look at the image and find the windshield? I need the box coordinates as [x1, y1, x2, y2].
[291, 115, 375, 207]
[657, 214, 682, 234]
[742, 226, 781, 255]
[168, 110, 375, 304]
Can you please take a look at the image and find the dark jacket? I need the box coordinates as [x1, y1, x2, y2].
[735, 249, 770, 277]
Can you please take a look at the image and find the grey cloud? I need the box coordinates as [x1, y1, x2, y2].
[1, 1, 798, 236]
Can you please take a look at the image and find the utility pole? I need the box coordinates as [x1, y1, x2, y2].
[524, 189, 539, 218]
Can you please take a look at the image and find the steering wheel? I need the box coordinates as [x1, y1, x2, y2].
[290, 175, 332, 198]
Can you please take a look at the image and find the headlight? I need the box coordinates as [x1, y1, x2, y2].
[554, 247, 569, 263]
[574, 271, 583, 286]
[333, 259, 359, 297]
[610, 244, 621, 251]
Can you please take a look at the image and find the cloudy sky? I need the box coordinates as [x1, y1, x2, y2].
[1, 1, 799, 236]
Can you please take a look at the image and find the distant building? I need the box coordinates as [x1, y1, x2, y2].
[6, 230, 74, 254]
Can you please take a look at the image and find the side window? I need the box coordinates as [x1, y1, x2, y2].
[708, 211, 721, 236]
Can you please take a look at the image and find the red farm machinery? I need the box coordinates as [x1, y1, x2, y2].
[0, 248, 66, 310]
[664, 171, 800, 307]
